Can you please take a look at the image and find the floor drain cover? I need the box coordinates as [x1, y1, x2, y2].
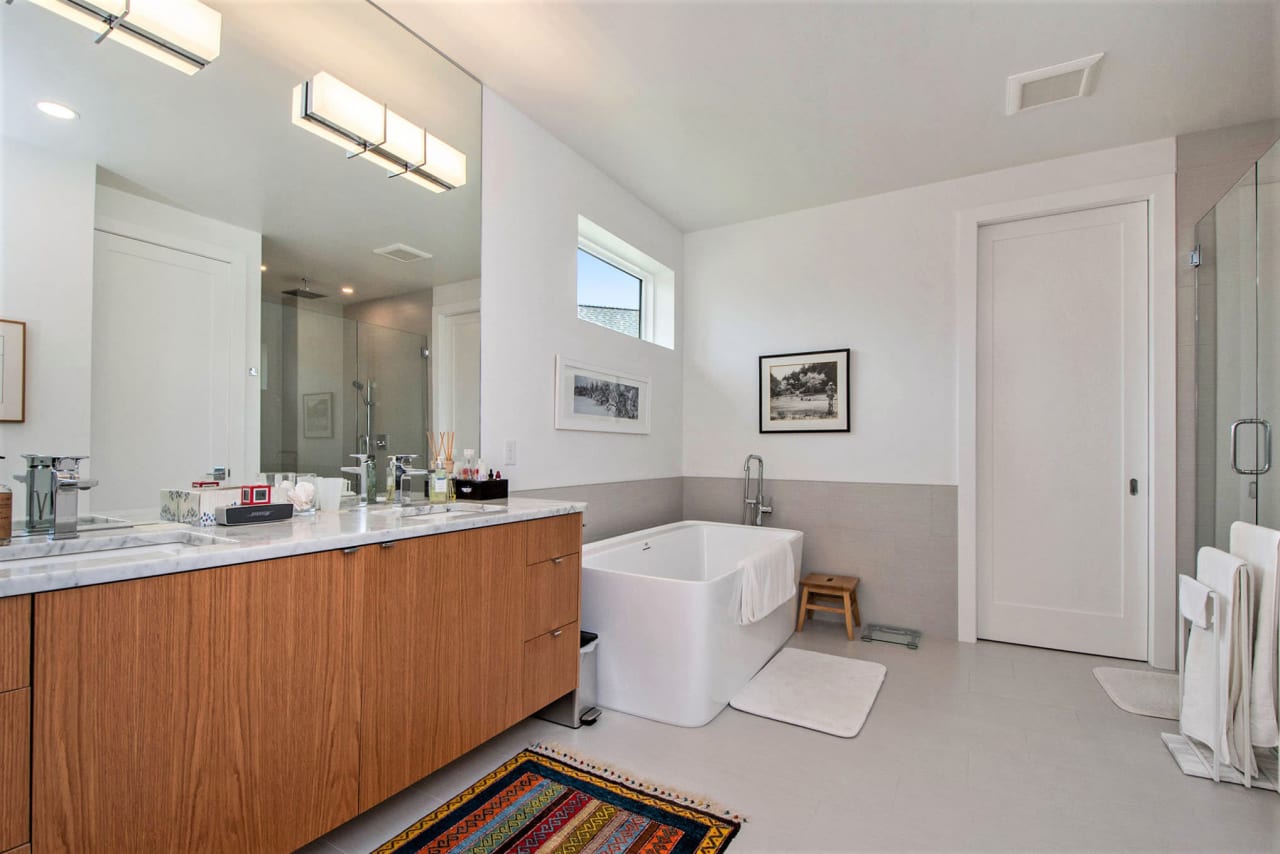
[861, 624, 922, 649]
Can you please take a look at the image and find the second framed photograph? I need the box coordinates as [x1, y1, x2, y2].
[759, 348, 851, 433]
[555, 356, 651, 434]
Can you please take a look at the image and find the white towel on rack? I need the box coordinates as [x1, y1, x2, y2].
[1182, 547, 1255, 777]
[1229, 521, 1280, 748]
[1179, 575, 1213, 629]
[737, 542, 796, 625]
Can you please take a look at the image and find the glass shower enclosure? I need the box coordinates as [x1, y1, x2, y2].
[1195, 138, 1280, 548]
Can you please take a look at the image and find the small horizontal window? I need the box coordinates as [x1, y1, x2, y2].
[576, 216, 675, 349]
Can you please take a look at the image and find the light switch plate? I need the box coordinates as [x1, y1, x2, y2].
[505, 440, 517, 466]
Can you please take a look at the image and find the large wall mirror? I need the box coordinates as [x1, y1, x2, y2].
[1, 0, 481, 514]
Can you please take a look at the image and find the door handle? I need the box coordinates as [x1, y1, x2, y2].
[1230, 418, 1272, 475]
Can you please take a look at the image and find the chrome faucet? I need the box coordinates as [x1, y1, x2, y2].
[340, 454, 375, 506]
[51, 458, 98, 540]
[15, 456, 97, 540]
[395, 455, 430, 504]
[743, 454, 772, 526]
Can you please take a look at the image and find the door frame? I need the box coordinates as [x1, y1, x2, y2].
[955, 174, 1177, 668]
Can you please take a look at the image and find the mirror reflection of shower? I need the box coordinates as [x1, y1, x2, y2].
[353, 379, 376, 456]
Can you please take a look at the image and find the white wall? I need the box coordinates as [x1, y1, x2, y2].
[683, 138, 1177, 485]
[481, 90, 684, 491]
[0, 140, 96, 508]
[434, 278, 480, 309]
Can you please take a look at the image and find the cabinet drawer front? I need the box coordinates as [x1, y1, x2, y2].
[523, 554, 580, 641]
[525, 514, 582, 565]
[0, 598, 30, 693]
[0, 689, 29, 853]
[522, 622, 578, 714]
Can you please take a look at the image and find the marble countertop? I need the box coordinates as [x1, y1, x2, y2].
[0, 498, 586, 598]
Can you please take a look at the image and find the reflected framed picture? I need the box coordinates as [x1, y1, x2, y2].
[555, 355, 651, 434]
[759, 348, 851, 433]
[0, 318, 26, 423]
[302, 392, 334, 438]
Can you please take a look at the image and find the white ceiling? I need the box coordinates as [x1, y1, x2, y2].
[381, 0, 1280, 232]
[2, 0, 482, 304]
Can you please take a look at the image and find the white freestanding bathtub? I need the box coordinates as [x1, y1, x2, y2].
[581, 521, 803, 727]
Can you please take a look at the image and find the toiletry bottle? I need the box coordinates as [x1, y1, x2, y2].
[429, 458, 449, 505]
[386, 456, 398, 503]
[0, 457, 10, 546]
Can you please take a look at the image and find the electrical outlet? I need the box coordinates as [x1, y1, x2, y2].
[504, 440, 517, 466]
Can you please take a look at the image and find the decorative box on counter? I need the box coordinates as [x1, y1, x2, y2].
[454, 478, 508, 502]
[160, 486, 241, 527]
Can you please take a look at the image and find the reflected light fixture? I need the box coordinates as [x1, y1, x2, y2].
[18, 0, 222, 75]
[340, 285, 355, 295]
[292, 71, 467, 193]
[36, 100, 78, 119]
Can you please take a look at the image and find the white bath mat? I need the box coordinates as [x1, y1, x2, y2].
[1093, 666, 1179, 720]
[729, 648, 885, 738]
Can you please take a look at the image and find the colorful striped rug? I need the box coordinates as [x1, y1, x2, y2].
[375, 745, 742, 854]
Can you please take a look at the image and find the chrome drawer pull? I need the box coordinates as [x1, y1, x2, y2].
[380, 542, 395, 549]
[342, 547, 359, 555]
[551, 629, 563, 638]
[551, 556, 566, 565]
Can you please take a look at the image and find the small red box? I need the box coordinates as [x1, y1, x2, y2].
[240, 485, 272, 506]
[191, 480, 221, 488]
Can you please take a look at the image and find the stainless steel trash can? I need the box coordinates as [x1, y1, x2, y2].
[535, 630, 601, 728]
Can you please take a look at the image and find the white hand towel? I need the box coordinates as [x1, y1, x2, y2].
[1229, 521, 1280, 748]
[1179, 574, 1213, 629]
[1182, 547, 1255, 777]
[737, 542, 796, 625]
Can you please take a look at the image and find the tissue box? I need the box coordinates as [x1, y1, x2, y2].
[160, 487, 240, 527]
[454, 479, 508, 501]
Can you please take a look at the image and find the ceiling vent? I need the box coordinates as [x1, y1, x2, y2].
[1006, 53, 1104, 115]
[373, 243, 433, 263]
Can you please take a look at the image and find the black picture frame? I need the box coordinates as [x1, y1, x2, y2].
[758, 348, 852, 433]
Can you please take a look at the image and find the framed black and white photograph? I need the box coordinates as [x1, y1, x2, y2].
[555, 355, 651, 434]
[0, 318, 26, 423]
[302, 392, 334, 438]
[759, 348, 851, 433]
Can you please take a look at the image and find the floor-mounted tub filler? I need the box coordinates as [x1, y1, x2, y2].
[581, 521, 802, 727]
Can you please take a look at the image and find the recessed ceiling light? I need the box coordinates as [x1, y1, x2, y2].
[260, 264, 268, 272]
[36, 101, 78, 120]
[340, 285, 355, 295]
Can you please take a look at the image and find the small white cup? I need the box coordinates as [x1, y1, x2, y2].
[317, 477, 345, 512]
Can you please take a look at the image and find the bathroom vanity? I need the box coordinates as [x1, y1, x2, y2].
[0, 501, 583, 853]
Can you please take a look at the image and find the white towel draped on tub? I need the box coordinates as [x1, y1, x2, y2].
[737, 542, 796, 625]
[1228, 521, 1280, 749]
[1182, 547, 1255, 777]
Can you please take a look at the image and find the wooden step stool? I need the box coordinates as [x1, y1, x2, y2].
[796, 573, 862, 640]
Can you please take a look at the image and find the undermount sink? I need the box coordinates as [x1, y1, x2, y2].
[0, 529, 237, 568]
[367, 501, 508, 520]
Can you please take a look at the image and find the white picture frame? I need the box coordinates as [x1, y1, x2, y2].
[555, 355, 651, 434]
[0, 318, 26, 423]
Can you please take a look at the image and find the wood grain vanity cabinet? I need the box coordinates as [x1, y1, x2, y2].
[24, 512, 583, 852]
[0, 596, 31, 854]
[358, 524, 526, 809]
[521, 515, 582, 713]
[32, 551, 362, 853]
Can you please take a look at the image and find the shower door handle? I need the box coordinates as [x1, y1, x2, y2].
[1230, 418, 1272, 475]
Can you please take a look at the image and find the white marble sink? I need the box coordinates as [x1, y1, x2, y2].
[1, 528, 237, 569]
[367, 502, 508, 520]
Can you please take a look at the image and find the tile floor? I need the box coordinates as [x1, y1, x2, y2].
[304, 623, 1279, 853]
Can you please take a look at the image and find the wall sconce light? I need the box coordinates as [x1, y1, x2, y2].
[292, 71, 467, 193]
[14, 0, 222, 75]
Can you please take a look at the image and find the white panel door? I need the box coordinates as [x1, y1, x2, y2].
[91, 231, 237, 512]
[433, 309, 481, 456]
[977, 202, 1149, 659]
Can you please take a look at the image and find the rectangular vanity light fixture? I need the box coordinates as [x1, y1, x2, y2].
[23, 0, 222, 75]
[292, 71, 467, 194]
